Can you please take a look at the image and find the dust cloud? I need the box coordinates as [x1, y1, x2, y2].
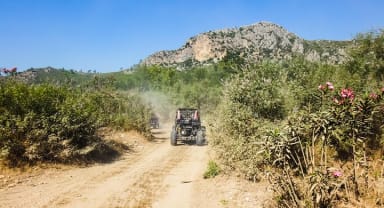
[139, 91, 176, 123]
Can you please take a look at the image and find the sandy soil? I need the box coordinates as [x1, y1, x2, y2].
[0, 124, 272, 208]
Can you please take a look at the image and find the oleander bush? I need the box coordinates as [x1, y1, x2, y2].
[265, 83, 384, 207]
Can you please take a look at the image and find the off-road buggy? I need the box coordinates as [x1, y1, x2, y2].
[150, 114, 160, 129]
[170, 108, 206, 146]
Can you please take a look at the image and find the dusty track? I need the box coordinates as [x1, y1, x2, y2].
[0, 124, 271, 208]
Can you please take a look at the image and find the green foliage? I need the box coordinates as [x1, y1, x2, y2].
[282, 57, 340, 111]
[112, 64, 230, 115]
[345, 29, 384, 86]
[18, 61, 239, 117]
[212, 29, 384, 207]
[264, 84, 384, 207]
[211, 62, 288, 180]
[203, 160, 221, 179]
[0, 80, 151, 166]
[219, 50, 246, 70]
[24, 67, 95, 86]
[225, 62, 286, 121]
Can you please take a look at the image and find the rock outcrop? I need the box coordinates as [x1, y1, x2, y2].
[140, 22, 349, 69]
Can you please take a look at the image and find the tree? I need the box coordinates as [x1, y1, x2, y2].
[345, 30, 384, 84]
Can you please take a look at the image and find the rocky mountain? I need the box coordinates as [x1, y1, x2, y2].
[140, 22, 350, 69]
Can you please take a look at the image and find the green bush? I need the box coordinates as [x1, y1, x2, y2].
[0, 80, 151, 166]
[211, 62, 287, 180]
[203, 160, 221, 179]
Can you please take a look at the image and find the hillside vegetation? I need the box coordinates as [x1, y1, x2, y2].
[211, 29, 384, 207]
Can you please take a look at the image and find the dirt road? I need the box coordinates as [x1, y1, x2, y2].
[0, 124, 271, 208]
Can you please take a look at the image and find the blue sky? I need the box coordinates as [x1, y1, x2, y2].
[1, 0, 383, 73]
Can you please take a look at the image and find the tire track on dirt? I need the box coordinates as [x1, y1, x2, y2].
[106, 146, 189, 208]
[45, 143, 189, 208]
[0, 140, 160, 208]
[41, 151, 156, 207]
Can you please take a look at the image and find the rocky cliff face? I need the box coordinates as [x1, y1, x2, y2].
[140, 22, 349, 69]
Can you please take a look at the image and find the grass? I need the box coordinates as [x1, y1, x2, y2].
[203, 160, 221, 179]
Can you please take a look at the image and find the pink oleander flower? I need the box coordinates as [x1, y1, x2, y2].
[319, 82, 334, 91]
[326, 82, 334, 90]
[369, 93, 378, 100]
[332, 170, 342, 177]
[341, 91, 347, 98]
[341, 88, 354, 100]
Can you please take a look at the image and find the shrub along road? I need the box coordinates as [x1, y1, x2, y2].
[0, 124, 271, 208]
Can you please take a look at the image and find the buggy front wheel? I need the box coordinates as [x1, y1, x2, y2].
[170, 129, 177, 146]
[196, 130, 204, 146]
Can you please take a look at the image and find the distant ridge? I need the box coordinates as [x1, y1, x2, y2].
[140, 21, 350, 69]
